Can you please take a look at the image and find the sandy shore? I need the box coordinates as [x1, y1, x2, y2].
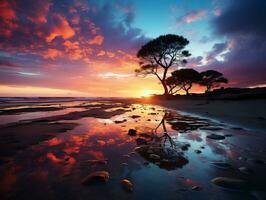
[143, 98, 266, 132]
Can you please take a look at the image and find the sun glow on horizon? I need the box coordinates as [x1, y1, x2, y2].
[141, 89, 153, 97]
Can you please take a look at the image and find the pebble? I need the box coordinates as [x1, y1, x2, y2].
[82, 171, 109, 185]
[211, 177, 248, 190]
[120, 179, 133, 192]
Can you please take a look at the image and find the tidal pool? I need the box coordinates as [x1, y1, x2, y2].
[0, 101, 265, 200]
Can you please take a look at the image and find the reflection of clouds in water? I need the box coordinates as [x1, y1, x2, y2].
[1, 102, 263, 199]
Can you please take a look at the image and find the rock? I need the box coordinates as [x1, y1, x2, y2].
[86, 159, 107, 165]
[143, 162, 149, 166]
[149, 154, 160, 160]
[128, 129, 137, 136]
[212, 162, 231, 169]
[201, 127, 223, 131]
[120, 179, 133, 192]
[211, 177, 248, 190]
[191, 185, 202, 191]
[207, 134, 225, 140]
[136, 138, 148, 145]
[181, 143, 190, 151]
[130, 115, 141, 119]
[239, 166, 252, 175]
[114, 119, 127, 124]
[231, 127, 243, 130]
[147, 119, 151, 121]
[82, 171, 109, 185]
[195, 150, 202, 154]
[123, 154, 131, 158]
[224, 134, 233, 137]
[134, 146, 146, 152]
[122, 162, 128, 166]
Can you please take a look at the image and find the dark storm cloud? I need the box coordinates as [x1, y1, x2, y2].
[203, 0, 266, 87]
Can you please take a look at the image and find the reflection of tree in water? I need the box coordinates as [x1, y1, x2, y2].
[135, 111, 189, 170]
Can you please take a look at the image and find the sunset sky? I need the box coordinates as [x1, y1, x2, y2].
[0, 0, 265, 97]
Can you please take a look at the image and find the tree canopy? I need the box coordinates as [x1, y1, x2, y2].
[166, 68, 201, 95]
[200, 70, 228, 92]
[135, 34, 191, 95]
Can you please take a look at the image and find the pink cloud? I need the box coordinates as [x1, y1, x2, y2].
[182, 10, 206, 23]
[213, 8, 221, 16]
[46, 14, 75, 42]
[88, 35, 104, 45]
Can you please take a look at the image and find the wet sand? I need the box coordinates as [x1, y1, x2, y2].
[140, 98, 266, 132]
[0, 99, 266, 200]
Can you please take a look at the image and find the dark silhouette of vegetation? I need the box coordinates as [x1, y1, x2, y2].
[135, 34, 191, 95]
[200, 70, 228, 92]
[166, 68, 201, 95]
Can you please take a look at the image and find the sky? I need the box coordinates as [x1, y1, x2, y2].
[0, 0, 265, 97]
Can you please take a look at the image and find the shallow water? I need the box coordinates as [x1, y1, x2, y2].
[0, 101, 266, 200]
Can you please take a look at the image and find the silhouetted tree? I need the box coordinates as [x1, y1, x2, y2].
[168, 68, 201, 95]
[165, 76, 182, 95]
[200, 70, 228, 92]
[135, 34, 191, 95]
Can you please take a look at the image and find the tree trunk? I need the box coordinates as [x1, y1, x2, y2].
[161, 67, 169, 96]
[162, 80, 169, 95]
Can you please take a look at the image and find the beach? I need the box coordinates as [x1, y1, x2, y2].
[0, 98, 266, 199]
[147, 98, 266, 132]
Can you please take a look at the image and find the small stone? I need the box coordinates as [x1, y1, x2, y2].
[212, 161, 231, 169]
[128, 129, 137, 136]
[122, 162, 128, 166]
[239, 166, 252, 175]
[123, 154, 131, 158]
[191, 185, 202, 191]
[82, 171, 109, 185]
[143, 162, 149, 166]
[224, 134, 233, 137]
[181, 143, 190, 151]
[136, 138, 148, 145]
[211, 177, 248, 190]
[207, 134, 225, 140]
[195, 150, 202, 154]
[149, 154, 160, 160]
[130, 115, 141, 119]
[120, 179, 133, 192]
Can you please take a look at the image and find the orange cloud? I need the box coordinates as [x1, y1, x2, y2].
[63, 40, 79, 49]
[88, 35, 104, 45]
[43, 48, 63, 59]
[46, 14, 75, 42]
